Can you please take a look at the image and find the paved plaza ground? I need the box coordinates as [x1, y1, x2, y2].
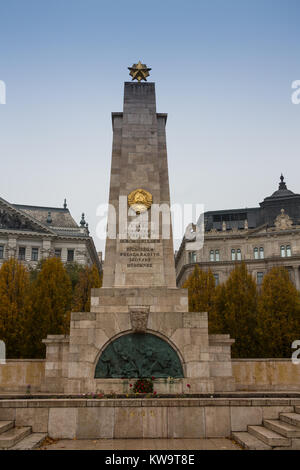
[38, 438, 241, 450]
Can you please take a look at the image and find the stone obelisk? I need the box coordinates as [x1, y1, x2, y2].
[103, 80, 176, 288]
[42, 63, 235, 395]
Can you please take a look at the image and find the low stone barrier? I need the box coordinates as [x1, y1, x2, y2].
[0, 358, 299, 393]
[0, 360, 45, 392]
[0, 397, 299, 438]
[232, 359, 300, 391]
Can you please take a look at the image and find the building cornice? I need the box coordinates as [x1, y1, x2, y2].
[0, 228, 55, 238]
[176, 255, 300, 285]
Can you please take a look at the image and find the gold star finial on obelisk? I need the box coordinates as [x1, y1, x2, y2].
[128, 61, 151, 82]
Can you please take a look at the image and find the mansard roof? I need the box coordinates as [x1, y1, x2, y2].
[204, 175, 300, 232]
[0, 197, 57, 235]
[13, 204, 79, 229]
[263, 174, 299, 201]
[0, 196, 91, 239]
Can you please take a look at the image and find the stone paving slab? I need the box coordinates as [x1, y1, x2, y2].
[38, 438, 241, 450]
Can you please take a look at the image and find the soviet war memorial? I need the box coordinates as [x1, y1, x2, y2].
[0, 1, 300, 457]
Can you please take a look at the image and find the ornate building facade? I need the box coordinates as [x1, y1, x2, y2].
[0, 196, 101, 272]
[175, 176, 300, 290]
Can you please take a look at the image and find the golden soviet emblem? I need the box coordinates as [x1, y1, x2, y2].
[128, 61, 151, 82]
[128, 188, 153, 214]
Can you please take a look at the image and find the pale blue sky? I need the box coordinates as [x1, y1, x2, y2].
[0, 0, 299, 251]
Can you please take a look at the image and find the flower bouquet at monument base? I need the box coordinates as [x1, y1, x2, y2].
[132, 377, 154, 394]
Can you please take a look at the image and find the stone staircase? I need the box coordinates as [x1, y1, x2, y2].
[0, 420, 47, 450]
[233, 406, 300, 450]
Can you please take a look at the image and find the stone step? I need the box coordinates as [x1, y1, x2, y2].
[0, 421, 14, 435]
[264, 419, 300, 438]
[10, 433, 47, 450]
[280, 413, 300, 428]
[0, 427, 31, 449]
[232, 431, 272, 450]
[248, 425, 291, 447]
[295, 406, 300, 414]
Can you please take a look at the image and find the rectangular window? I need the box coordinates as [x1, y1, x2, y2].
[257, 272, 264, 285]
[67, 249, 74, 262]
[213, 273, 219, 286]
[215, 250, 220, 262]
[18, 247, 26, 260]
[0, 246, 3, 259]
[31, 247, 38, 261]
[54, 249, 62, 258]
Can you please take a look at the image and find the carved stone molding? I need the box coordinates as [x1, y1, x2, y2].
[275, 208, 293, 230]
[130, 306, 149, 333]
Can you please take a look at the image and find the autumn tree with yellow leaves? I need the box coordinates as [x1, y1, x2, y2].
[0, 259, 31, 358]
[26, 257, 72, 358]
[257, 266, 300, 358]
[184, 263, 259, 357]
[183, 265, 216, 316]
[219, 263, 258, 357]
[72, 264, 102, 312]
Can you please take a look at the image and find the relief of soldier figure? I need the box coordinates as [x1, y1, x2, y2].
[95, 333, 183, 378]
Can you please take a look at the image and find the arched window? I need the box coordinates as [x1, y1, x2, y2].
[286, 245, 292, 257]
[231, 249, 236, 261]
[210, 250, 214, 262]
[254, 247, 259, 259]
[215, 249, 220, 262]
[280, 245, 286, 257]
[213, 273, 220, 286]
[259, 247, 264, 259]
[237, 249, 242, 261]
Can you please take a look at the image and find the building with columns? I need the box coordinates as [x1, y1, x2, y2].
[0, 196, 101, 272]
[175, 176, 300, 290]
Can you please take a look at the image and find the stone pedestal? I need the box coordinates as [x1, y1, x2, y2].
[42, 288, 236, 394]
[62, 287, 214, 394]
